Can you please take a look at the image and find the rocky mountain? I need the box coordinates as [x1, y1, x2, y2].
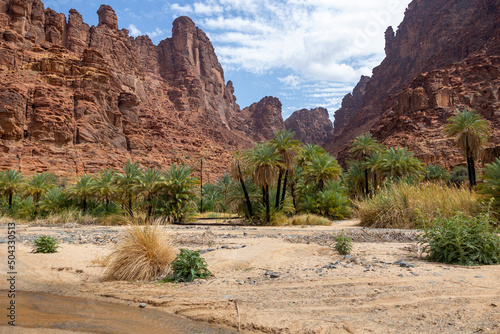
[0, 1, 286, 179]
[325, 0, 500, 166]
[284, 107, 333, 145]
[235, 96, 285, 143]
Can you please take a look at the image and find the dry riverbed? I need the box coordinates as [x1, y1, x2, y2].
[1, 220, 499, 333]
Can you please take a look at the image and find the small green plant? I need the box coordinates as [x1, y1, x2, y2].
[170, 249, 211, 282]
[419, 213, 500, 266]
[32, 235, 59, 253]
[333, 230, 352, 255]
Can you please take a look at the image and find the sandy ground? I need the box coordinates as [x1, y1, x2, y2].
[1, 220, 499, 333]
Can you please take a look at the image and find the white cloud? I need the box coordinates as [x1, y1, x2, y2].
[170, 3, 193, 13]
[180, 0, 410, 82]
[168, 0, 411, 116]
[193, 2, 223, 15]
[146, 27, 166, 39]
[128, 24, 142, 36]
[278, 74, 302, 88]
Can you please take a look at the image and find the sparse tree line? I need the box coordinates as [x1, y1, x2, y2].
[0, 108, 498, 224]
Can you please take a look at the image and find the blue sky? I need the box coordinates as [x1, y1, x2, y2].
[44, 0, 412, 120]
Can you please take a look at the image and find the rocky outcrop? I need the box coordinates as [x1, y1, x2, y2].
[371, 53, 500, 169]
[323, 76, 370, 156]
[237, 96, 285, 142]
[284, 107, 333, 146]
[0, 1, 263, 178]
[326, 0, 500, 165]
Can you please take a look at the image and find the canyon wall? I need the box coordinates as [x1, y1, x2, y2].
[0, 1, 283, 179]
[326, 0, 500, 167]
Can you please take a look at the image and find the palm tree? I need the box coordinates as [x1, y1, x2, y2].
[162, 164, 198, 221]
[67, 174, 94, 212]
[443, 108, 491, 188]
[377, 147, 425, 180]
[269, 130, 301, 209]
[303, 153, 342, 191]
[115, 160, 143, 217]
[135, 167, 162, 221]
[350, 133, 382, 196]
[477, 158, 500, 211]
[363, 151, 383, 193]
[345, 161, 365, 197]
[246, 143, 283, 223]
[24, 172, 57, 215]
[424, 164, 449, 183]
[215, 173, 232, 212]
[90, 169, 117, 211]
[229, 151, 253, 218]
[296, 143, 328, 168]
[0, 169, 25, 210]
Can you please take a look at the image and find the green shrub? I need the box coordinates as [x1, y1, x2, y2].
[478, 157, 500, 214]
[170, 249, 211, 282]
[419, 214, 500, 266]
[333, 230, 352, 255]
[424, 164, 449, 182]
[357, 182, 484, 229]
[449, 166, 468, 186]
[32, 235, 59, 253]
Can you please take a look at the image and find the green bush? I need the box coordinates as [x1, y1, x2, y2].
[419, 214, 500, 266]
[333, 230, 352, 255]
[478, 157, 500, 214]
[32, 235, 59, 253]
[170, 249, 211, 282]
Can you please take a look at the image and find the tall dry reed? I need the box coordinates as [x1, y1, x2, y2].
[357, 182, 484, 229]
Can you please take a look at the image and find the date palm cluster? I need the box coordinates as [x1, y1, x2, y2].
[0, 162, 198, 222]
[227, 130, 349, 224]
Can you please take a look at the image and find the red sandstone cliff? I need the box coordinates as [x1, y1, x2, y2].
[0, 1, 280, 178]
[284, 107, 333, 146]
[236, 96, 285, 143]
[325, 0, 500, 166]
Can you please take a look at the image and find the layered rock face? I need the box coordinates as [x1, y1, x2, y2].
[372, 52, 500, 169]
[236, 96, 285, 142]
[326, 0, 500, 166]
[0, 1, 261, 178]
[284, 107, 333, 145]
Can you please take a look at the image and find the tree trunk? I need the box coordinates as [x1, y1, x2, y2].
[364, 168, 369, 197]
[280, 170, 288, 206]
[275, 171, 282, 210]
[82, 198, 87, 212]
[238, 163, 253, 218]
[373, 172, 378, 193]
[128, 195, 133, 217]
[8, 192, 13, 210]
[265, 185, 270, 223]
[146, 195, 152, 222]
[291, 184, 297, 211]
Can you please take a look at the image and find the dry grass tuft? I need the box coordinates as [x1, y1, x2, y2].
[104, 224, 177, 281]
[288, 214, 332, 226]
[357, 182, 484, 229]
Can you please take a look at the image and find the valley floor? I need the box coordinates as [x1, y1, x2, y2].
[1, 220, 499, 333]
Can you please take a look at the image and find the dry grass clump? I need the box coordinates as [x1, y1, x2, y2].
[357, 182, 484, 229]
[104, 224, 177, 281]
[36, 210, 99, 225]
[288, 214, 332, 226]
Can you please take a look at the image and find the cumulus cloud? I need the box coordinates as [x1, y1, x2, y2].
[128, 24, 142, 36]
[168, 0, 410, 84]
[168, 0, 411, 115]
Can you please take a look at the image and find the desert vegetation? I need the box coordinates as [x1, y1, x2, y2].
[0, 111, 497, 233]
